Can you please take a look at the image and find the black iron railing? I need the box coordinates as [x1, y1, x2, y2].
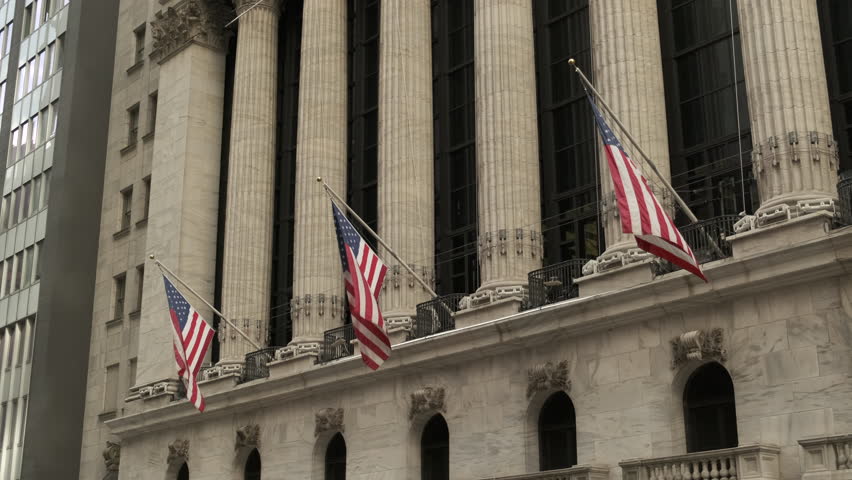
[837, 175, 852, 226]
[656, 215, 738, 274]
[526, 259, 587, 309]
[242, 347, 278, 382]
[410, 294, 466, 340]
[320, 323, 355, 363]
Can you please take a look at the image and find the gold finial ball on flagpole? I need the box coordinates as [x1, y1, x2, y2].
[316, 176, 323, 183]
[568, 58, 575, 66]
[149, 254, 155, 260]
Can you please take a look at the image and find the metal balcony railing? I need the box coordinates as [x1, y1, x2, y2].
[242, 347, 278, 382]
[410, 293, 465, 340]
[319, 323, 355, 363]
[837, 175, 852, 226]
[656, 215, 738, 274]
[526, 259, 587, 310]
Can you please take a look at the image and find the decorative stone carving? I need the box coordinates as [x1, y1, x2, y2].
[275, 342, 320, 361]
[200, 363, 242, 381]
[235, 424, 260, 449]
[671, 328, 726, 369]
[167, 439, 190, 464]
[409, 387, 446, 420]
[151, 0, 230, 62]
[137, 380, 181, 400]
[103, 441, 120, 472]
[315, 408, 344, 437]
[527, 360, 570, 399]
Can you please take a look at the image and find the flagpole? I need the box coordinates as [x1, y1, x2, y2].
[316, 177, 440, 300]
[568, 59, 725, 258]
[150, 255, 262, 351]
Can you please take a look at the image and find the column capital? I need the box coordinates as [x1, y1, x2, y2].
[235, 0, 280, 15]
[151, 0, 231, 63]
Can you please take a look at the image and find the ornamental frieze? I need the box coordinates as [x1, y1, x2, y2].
[151, 0, 230, 62]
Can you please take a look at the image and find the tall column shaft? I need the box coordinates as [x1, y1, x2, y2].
[738, 0, 838, 218]
[219, 0, 279, 361]
[590, 0, 672, 262]
[290, 0, 348, 344]
[135, 0, 227, 393]
[473, 0, 542, 297]
[377, 0, 434, 322]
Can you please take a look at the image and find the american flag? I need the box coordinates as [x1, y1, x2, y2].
[587, 95, 707, 281]
[163, 275, 215, 411]
[332, 203, 391, 370]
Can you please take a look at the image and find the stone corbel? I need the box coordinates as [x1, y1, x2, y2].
[235, 424, 260, 450]
[103, 441, 120, 472]
[527, 360, 570, 399]
[670, 328, 726, 369]
[315, 408, 344, 437]
[409, 387, 446, 420]
[167, 439, 190, 465]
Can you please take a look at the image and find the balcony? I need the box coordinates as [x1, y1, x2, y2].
[481, 465, 610, 480]
[525, 259, 587, 309]
[620, 445, 780, 480]
[799, 433, 852, 479]
[409, 293, 465, 340]
[319, 323, 355, 363]
[242, 347, 278, 383]
[656, 215, 738, 274]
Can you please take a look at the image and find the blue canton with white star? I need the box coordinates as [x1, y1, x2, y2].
[163, 276, 191, 330]
[587, 93, 625, 151]
[333, 203, 363, 274]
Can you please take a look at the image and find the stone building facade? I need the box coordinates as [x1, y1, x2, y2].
[80, 0, 852, 480]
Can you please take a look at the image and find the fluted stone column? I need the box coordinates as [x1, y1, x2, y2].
[471, 0, 542, 304]
[590, 0, 672, 270]
[377, 0, 433, 327]
[219, 0, 279, 364]
[738, 0, 837, 222]
[289, 0, 347, 350]
[133, 0, 227, 401]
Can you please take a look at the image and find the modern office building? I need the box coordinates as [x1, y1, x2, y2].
[82, 0, 852, 479]
[0, 0, 122, 478]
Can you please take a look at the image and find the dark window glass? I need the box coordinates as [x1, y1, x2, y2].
[684, 362, 738, 452]
[539, 391, 577, 471]
[660, 0, 756, 220]
[177, 463, 189, 480]
[818, 0, 852, 172]
[245, 449, 261, 480]
[434, 0, 478, 295]
[325, 433, 346, 480]
[534, 0, 601, 264]
[421, 414, 449, 480]
[270, 0, 303, 347]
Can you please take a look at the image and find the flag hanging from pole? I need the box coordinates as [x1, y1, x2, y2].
[331, 203, 391, 370]
[586, 95, 707, 281]
[163, 275, 215, 411]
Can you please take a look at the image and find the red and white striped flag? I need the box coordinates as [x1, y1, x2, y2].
[587, 96, 707, 281]
[163, 275, 215, 411]
[332, 203, 391, 370]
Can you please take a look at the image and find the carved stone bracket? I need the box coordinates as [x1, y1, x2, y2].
[527, 360, 570, 399]
[137, 379, 181, 400]
[409, 387, 446, 420]
[103, 441, 121, 472]
[235, 424, 260, 450]
[315, 408, 344, 437]
[167, 439, 190, 465]
[151, 0, 231, 63]
[275, 342, 320, 361]
[290, 294, 344, 324]
[201, 363, 243, 381]
[478, 228, 542, 260]
[670, 328, 726, 369]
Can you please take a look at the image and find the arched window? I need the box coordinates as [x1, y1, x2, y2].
[539, 391, 577, 471]
[421, 414, 449, 480]
[177, 463, 189, 480]
[325, 432, 346, 480]
[684, 362, 738, 452]
[245, 449, 261, 480]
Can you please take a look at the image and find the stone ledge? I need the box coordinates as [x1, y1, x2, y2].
[481, 464, 609, 480]
[455, 296, 522, 329]
[728, 211, 833, 259]
[268, 353, 316, 378]
[575, 259, 655, 297]
[105, 229, 852, 437]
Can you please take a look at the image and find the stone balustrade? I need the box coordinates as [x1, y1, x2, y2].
[620, 445, 780, 480]
[482, 465, 609, 480]
[799, 434, 852, 479]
